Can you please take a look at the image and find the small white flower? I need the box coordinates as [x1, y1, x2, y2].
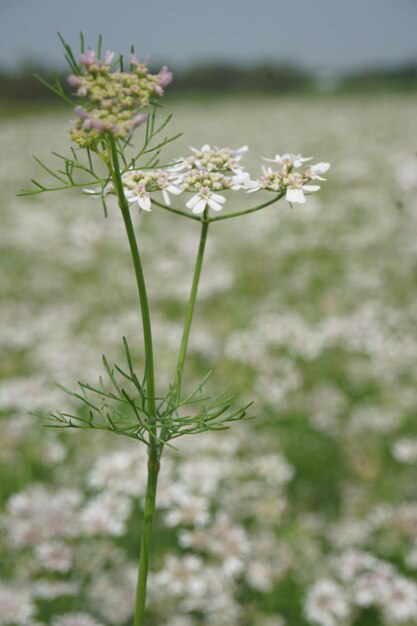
[35, 541, 73, 572]
[160, 182, 183, 205]
[164, 492, 210, 527]
[186, 189, 226, 214]
[80, 493, 132, 536]
[0, 584, 34, 626]
[263, 153, 313, 168]
[306, 161, 331, 181]
[230, 171, 258, 191]
[305, 579, 349, 626]
[381, 577, 417, 623]
[392, 437, 417, 464]
[286, 184, 321, 204]
[125, 187, 152, 211]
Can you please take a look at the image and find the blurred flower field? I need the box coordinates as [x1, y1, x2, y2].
[1, 93, 417, 626]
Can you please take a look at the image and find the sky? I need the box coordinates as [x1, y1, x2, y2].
[1, 0, 416, 74]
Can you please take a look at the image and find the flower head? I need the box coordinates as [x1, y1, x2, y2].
[180, 168, 236, 214]
[171, 146, 253, 214]
[68, 49, 173, 148]
[173, 144, 248, 175]
[85, 167, 182, 212]
[252, 155, 330, 204]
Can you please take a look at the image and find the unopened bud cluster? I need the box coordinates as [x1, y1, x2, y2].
[68, 50, 172, 148]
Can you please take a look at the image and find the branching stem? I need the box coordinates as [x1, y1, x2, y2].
[172, 213, 210, 406]
[108, 136, 159, 626]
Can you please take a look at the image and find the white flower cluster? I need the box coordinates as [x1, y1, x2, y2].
[90, 145, 329, 214]
[305, 550, 417, 626]
[0, 584, 34, 626]
[2, 431, 293, 626]
[120, 168, 182, 211]
[252, 154, 330, 204]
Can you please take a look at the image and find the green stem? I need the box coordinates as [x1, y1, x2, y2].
[134, 449, 160, 626]
[108, 137, 158, 626]
[108, 137, 156, 417]
[151, 198, 201, 221]
[208, 192, 284, 222]
[173, 214, 209, 405]
[148, 193, 284, 224]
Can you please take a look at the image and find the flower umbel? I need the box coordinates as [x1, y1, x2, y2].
[121, 169, 182, 211]
[174, 144, 248, 174]
[252, 155, 330, 204]
[171, 145, 254, 214]
[68, 49, 172, 148]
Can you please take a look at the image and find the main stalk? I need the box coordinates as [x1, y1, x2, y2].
[108, 137, 159, 626]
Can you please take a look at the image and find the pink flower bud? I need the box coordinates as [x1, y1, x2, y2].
[131, 114, 148, 129]
[79, 49, 96, 67]
[67, 74, 82, 87]
[74, 105, 89, 119]
[90, 118, 108, 131]
[158, 65, 173, 88]
[130, 53, 139, 67]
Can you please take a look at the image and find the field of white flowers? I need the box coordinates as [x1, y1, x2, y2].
[1, 93, 417, 626]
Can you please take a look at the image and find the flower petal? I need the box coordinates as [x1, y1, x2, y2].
[138, 195, 152, 211]
[207, 198, 224, 211]
[302, 185, 321, 192]
[312, 162, 331, 175]
[186, 194, 201, 209]
[166, 184, 182, 195]
[210, 193, 226, 204]
[286, 188, 305, 203]
[162, 189, 171, 205]
[192, 198, 207, 214]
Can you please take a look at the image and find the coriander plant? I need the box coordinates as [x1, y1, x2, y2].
[21, 35, 330, 626]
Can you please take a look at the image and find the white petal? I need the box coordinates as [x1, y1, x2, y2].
[192, 198, 207, 214]
[162, 189, 171, 205]
[186, 194, 201, 209]
[83, 187, 100, 195]
[293, 155, 313, 167]
[207, 198, 223, 211]
[286, 188, 305, 203]
[210, 193, 226, 204]
[166, 184, 182, 195]
[302, 185, 321, 192]
[312, 162, 330, 174]
[138, 195, 152, 211]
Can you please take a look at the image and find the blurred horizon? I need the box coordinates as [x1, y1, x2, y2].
[1, 0, 416, 76]
[1, 57, 417, 105]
